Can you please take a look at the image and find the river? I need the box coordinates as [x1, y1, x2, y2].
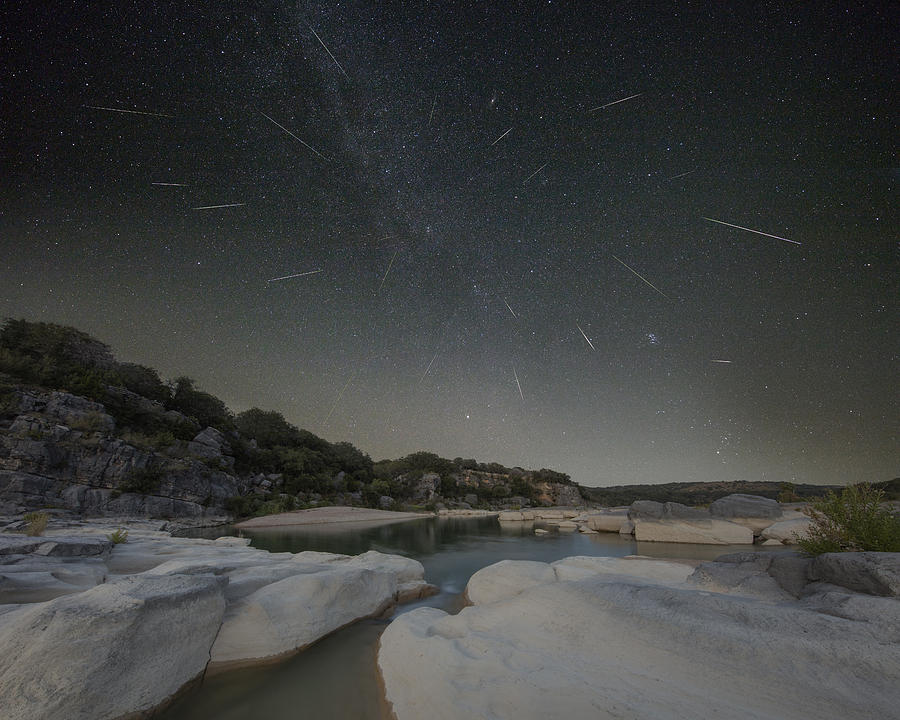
[159, 516, 762, 719]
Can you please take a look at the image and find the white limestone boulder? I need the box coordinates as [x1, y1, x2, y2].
[585, 510, 629, 532]
[465, 559, 557, 605]
[761, 517, 813, 543]
[633, 517, 754, 544]
[0, 574, 226, 720]
[209, 565, 396, 666]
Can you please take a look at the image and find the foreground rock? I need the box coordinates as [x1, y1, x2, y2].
[0, 574, 226, 720]
[379, 554, 900, 720]
[0, 521, 432, 718]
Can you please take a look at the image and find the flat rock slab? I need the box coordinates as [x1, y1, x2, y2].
[0, 535, 112, 557]
[379, 558, 900, 720]
[234, 506, 432, 528]
[633, 517, 754, 544]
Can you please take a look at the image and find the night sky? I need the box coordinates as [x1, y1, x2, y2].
[2, 2, 896, 486]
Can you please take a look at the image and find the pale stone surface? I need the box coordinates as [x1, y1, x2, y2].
[210, 566, 396, 665]
[760, 517, 812, 543]
[585, 510, 628, 532]
[0, 574, 226, 720]
[465, 559, 557, 605]
[810, 552, 900, 597]
[633, 517, 753, 544]
[551, 556, 695, 585]
[380, 558, 900, 720]
[618, 519, 635, 535]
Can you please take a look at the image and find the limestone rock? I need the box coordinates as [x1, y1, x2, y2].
[209, 566, 396, 665]
[585, 510, 628, 532]
[0, 574, 226, 720]
[709, 494, 782, 520]
[760, 517, 812, 543]
[465, 559, 557, 605]
[633, 517, 753, 544]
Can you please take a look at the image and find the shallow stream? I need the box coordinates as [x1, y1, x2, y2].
[160, 517, 761, 719]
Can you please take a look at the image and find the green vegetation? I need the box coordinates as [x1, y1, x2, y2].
[107, 528, 129, 544]
[24, 511, 49, 536]
[581, 480, 834, 507]
[118, 466, 164, 495]
[798, 483, 900, 554]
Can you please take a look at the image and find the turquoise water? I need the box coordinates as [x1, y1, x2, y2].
[160, 517, 762, 719]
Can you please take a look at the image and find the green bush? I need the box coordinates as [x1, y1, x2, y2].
[107, 528, 128, 544]
[798, 483, 900, 554]
[24, 511, 49, 536]
[119, 466, 164, 495]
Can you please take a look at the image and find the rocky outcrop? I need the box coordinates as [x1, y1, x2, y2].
[0, 389, 243, 518]
[379, 555, 900, 720]
[0, 522, 432, 718]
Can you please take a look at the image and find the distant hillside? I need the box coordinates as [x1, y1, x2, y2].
[0, 319, 577, 520]
[580, 480, 839, 507]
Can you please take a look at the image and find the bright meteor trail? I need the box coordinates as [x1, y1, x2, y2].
[577, 325, 596, 351]
[266, 270, 323, 282]
[611, 255, 671, 299]
[702, 217, 800, 245]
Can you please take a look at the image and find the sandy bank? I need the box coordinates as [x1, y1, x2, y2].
[234, 505, 433, 529]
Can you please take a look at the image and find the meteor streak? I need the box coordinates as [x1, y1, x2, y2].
[611, 255, 671, 299]
[577, 325, 596, 351]
[84, 105, 174, 118]
[192, 203, 245, 210]
[588, 93, 643, 112]
[489, 127, 513, 146]
[702, 217, 800, 245]
[323, 372, 356, 425]
[513, 366, 525, 401]
[377, 248, 399, 292]
[152, 182, 188, 186]
[266, 269, 323, 282]
[420, 353, 438, 383]
[308, 24, 350, 80]
[259, 111, 330, 161]
[501, 297, 518, 319]
[522, 163, 547, 184]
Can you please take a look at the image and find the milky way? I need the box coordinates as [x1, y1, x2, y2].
[2, 2, 896, 485]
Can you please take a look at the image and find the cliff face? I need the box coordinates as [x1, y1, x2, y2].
[0, 388, 245, 518]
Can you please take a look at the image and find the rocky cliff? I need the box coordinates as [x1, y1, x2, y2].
[0, 387, 247, 518]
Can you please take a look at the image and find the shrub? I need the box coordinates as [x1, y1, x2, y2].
[107, 528, 128, 544]
[119, 466, 164, 495]
[24, 511, 49, 536]
[68, 411, 110, 434]
[798, 483, 900, 554]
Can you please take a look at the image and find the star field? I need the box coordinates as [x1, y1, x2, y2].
[1, 2, 896, 485]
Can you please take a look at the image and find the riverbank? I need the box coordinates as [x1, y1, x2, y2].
[234, 506, 433, 529]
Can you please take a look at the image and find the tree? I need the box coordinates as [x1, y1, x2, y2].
[235, 408, 301, 448]
[167, 377, 233, 429]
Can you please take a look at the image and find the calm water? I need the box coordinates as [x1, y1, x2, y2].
[160, 517, 762, 720]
